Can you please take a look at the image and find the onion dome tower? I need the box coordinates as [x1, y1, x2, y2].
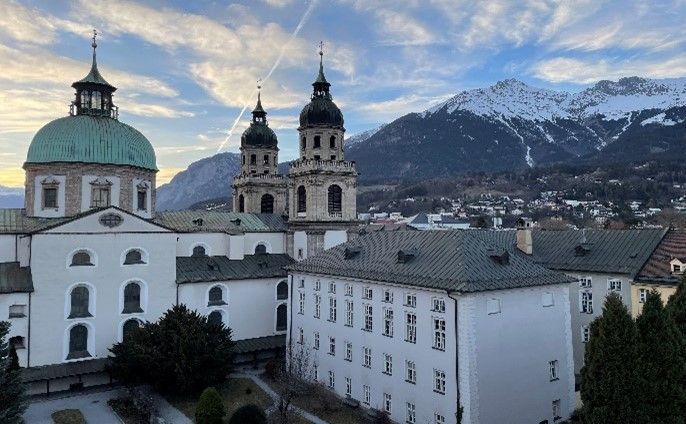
[287, 44, 358, 260]
[23, 31, 157, 219]
[232, 85, 287, 214]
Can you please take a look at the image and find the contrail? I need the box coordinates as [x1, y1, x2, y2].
[216, 0, 318, 154]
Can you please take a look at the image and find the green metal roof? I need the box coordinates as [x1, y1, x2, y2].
[0, 209, 68, 234]
[72, 53, 116, 90]
[234, 335, 286, 354]
[154, 211, 287, 233]
[25, 115, 157, 171]
[176, 254, 293, 283]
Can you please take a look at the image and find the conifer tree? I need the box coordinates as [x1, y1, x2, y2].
[580, 293, 642, 424]
[195, 387, 225, 424]
[0, 321, 27, 424]
[638, 290, 686, 423]
[667, 274, 686, 338]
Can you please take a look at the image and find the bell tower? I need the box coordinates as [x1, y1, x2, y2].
[232, 85, 287, 214]
[287, 45, 358, 260]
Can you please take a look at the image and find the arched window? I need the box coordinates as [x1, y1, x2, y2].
[69, 286, 91, 318]
[208, 310, 223, 326]
[255, 244, 267, 255]
[238, 195, 245, 213]
[301, 136, 306, 150]
[330, 135, 336, 148]
[122, 282, 143, 314]
[124, 249, 145, 265]
[242, 155, 245, 165]
[122, 319, 140, 341]
[192, 245, 207, 257]
[314, 136, 321, 148]
[328, 185, 342, 213]
[208, 286, 226, 306]
[261, 194, 274, 214]
[263, 154, 269, 165]
[297, 186, 306, 213]
[276, 304, 287, 331]
[250, 154, 257, 165]
[71, 251, 93, 266]
[276, 280, 288, 300]
[67, 324, 90, 359]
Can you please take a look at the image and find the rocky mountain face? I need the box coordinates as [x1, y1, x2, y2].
[346, 77, 686, 181]
[156, 152, 240, 211]
[156, 77, 686, 209]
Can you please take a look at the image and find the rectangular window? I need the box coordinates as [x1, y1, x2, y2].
[298, 327, 303, 344]
[314, 364, 318, 381]
[298, 291, 305, 314]
[345, 283, 353, 296]
[579, 276, 592, 288]
[43, 187, 58, 209]
[487, 298, 501, 315]
[345, 300, 354, 327]
[329, 371, 335, 389]
[405, 293, 417, 307]
[314, 294, 321, 319]
[383, 353, 392, 375]
[345, 341, 352, 361]
[345, 377, 352, 397]
[405, 360, 416, 384]
[406, 402, 416, 424]
[314, 332, 320, 350]
[542, 292, 554, 307]
[329, 282, 336, 294]
[434, 413, 446, 424]
[433, 369, 446, 394]
[553, 399, 561, 421]
[432, 297, 446, 313]
[405, 312, 417, 343]
[433, 318, 446, 351]
[383, 289, 393, 303]
[383, 308, 394, 337]
[383, 393, 392, 413]
[363, 385, 370, 406]
[137, 189, 147, 211]
[298, 279, 305, 289]
[8, 304, 26, 318]
[549, 360, 559, 381]
[639, 288, 648, 303]
[363, 287, 373, 300]
[363, 347, 372, 368]
[314, 280, 321, 291]
[91, 186, 111, 208]
[581, 326, 590, 343]
[608, 279, 622, 292]
[364, 304, 373, 331]
[580, 291, 593, 314]
[329, 336, 336, 356]
[329, 297, 337, 322]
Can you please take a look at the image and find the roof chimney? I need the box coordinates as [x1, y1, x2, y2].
[516, 217, 533, 255]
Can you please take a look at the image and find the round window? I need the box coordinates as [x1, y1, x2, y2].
[99, 213, 123, 228]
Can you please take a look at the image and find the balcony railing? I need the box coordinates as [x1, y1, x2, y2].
[289, 158, 356, 173]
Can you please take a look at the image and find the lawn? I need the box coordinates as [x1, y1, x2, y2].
[108, 398, 149, 424]
[291, 394, 369, 424]
[51, 409, 86, 424]
[165, 377, 273, 422]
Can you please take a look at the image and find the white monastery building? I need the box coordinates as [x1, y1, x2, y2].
[287, 230, 575, 424]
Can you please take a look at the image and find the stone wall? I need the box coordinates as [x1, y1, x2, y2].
[298, 127, 345, 161]
[232, 175, 287, 214]
[24, 163, 156, 217]
[238, 146, 279, 176]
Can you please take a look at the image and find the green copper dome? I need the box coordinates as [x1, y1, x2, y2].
[241, 90, 278, 148]
[299, 51, 344, 129]
[25, 115, 157, 171]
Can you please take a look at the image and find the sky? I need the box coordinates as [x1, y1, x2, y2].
[0, 0, 685, 187]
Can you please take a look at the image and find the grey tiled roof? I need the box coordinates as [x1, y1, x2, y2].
[154, 211, 287, 233]
[176, 254, 294, 283]
[636, 229, 686, 285]
[22, 358, 108, 383]
[287, 230, 571, 293]
[0, 262, 33, 294]
[234, 335, 286, 354]
[0, 209, 68, 234]
[479, 228, 666, 277]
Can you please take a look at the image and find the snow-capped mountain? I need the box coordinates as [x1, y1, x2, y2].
[346, 77, 686, 181]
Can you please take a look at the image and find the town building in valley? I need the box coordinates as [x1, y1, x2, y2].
[287, 230, 575, 424]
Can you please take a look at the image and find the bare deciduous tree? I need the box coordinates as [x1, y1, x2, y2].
[268, 342, 317, 424]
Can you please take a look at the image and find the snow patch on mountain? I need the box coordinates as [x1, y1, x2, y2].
[346, 125, 386, 147]
[641, 112, 684, 126]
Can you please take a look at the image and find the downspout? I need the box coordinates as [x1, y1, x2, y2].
[27, 291, 32, 367]
[448, 292, 462, 423]
[288, 274, 294, 348]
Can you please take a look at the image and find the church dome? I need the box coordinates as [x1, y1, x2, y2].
[25, 115, 157, 171]
[299, 49, 344, 129]
[241, 88, 278, 148]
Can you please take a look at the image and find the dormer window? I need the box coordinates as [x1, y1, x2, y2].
[41, 176, 60, 209]
[671, 258, 685, 274]
[90, 177, 112, 208]
[136, 182, 149, 211]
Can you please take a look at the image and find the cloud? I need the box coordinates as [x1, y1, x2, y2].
[374, 9, 437, 46]
[0, 0, 90, 45]
[355, 93, 453, 121]
[531, 56, 686, 84]
[263, 0, 294, 7]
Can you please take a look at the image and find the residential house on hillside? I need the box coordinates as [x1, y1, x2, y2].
[287, 230, 575, 424]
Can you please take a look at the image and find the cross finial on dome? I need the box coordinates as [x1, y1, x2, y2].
[252, 78, 266, 121]
[92, 29, 98, 50]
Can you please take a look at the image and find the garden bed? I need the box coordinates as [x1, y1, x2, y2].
[108, 397, 149, 424]
[51, 409, 86, 424]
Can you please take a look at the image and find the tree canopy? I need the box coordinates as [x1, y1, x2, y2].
[0, 321, 27, 424]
